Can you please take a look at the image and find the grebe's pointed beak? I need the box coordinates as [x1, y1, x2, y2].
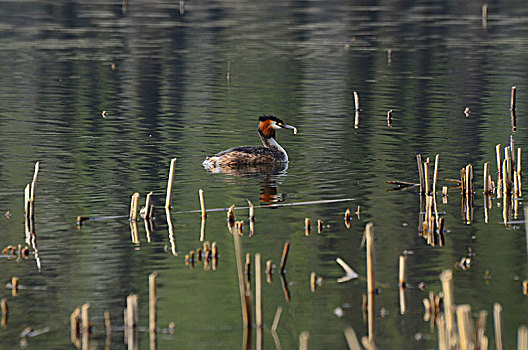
[278, 123, 298, 135]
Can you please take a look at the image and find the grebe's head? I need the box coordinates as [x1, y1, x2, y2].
[258, 115, 297, 139]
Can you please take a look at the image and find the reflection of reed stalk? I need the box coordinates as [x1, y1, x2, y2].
[365, 223, 375, 344]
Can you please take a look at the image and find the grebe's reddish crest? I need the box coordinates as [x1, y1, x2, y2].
[203, 115, 297, 170]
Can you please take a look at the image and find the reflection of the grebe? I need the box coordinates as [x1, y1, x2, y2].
[204, 162, 288, 205]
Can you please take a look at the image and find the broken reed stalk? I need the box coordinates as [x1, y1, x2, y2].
[518, 148, 522, 174]
[494, 303, 504, 350]
[354, 91, 360, 111]
[227, 205, 235, 227]
[476, 310, 488, 350]
[129, 193, 140, 221]
[310, 272, 317, 292]
[440, 270, 456, 347]
[317, 219, 324, 233]
[465, 164, 473, 195]
[496, 144, 503, 196]
[104, 311, 111, 335]
[433, 154, 440, 195]
[299, 331, 310, 350]
[233, 230, 251, 328]
[81, 303, 90, 333]
[305, 218, 311, 235]
[516, 328, 528, 350]
[279, 241, 290, 274]
[247, 199, 254, 221]
[255, 253, 263, 329]
[165, 158, 177, 209]
[511, 86, 517, 111]
[365, 222, 375, 343]
[424, 158, 431, 195]
[484, 162, 491, 194]
[344, 327, 362, 350]
[387, 110, 393, 127]
[11, 277, 19, 296]
[456, 304, 475, 350]
[245, 253, 251, 291]
[149, 272, 158, 333]
[144, 191, 153, 220]
[354, 111, 360, 129]
[71, 307, 81, 348]
[126, 294, 139, 330]
[198, 189, 206, 218]
[417, 154, 425, 195]
[399, 255, 407, 287]
[482, 3, 488, 28]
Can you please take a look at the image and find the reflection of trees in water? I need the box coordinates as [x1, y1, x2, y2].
[204, 162, 288, 204]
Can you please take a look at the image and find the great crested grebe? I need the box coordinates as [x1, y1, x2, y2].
[202, 115, 297, 169]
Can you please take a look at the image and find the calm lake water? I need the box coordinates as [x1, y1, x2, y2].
[0, 0, 527, 349]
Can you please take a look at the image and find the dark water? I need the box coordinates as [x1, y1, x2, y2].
[0, 0, 528, 349]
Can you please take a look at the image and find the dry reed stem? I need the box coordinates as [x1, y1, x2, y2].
[126, 294, 139, 329]
[305, 218, 311, 235]
[399, 255, 407, 287]
[387, 110, 393, 127]
[518, 148, 522, 174]
[424, 158, 431, 195]
[440, 270, 457, 348]
[344, 327, 362, 350]
[149, 272, 158, 333]
[476, 310, 488, 350]
[518, 325, 528, 350]
[255, 254, 262, 329]
[299, 331, 309, 350]
[456, 304, 475, 350]
[354, 91, 360, 111]
[511, 86, 517, 111]
[227, 205, 235, 226]
[482, 4, 488, 28]
[494, 303, 504, 350]
[317, 219, 324, 233]
[129, 193, 139, 221]
[279, 241, 290, 274]
[70, 307, 81, 348]
[104, 311, 111, 335]
[484, 162, 491, 194]
[417, 154, 425, 195]
[81, 303, 90, 333]
[433, 154, 440, 194]
[233, 231, 251, 328]
[165, 158, 177, 209]
[199, 189, 206, 218]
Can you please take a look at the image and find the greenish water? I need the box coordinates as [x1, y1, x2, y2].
[0, 0, 527, 349]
